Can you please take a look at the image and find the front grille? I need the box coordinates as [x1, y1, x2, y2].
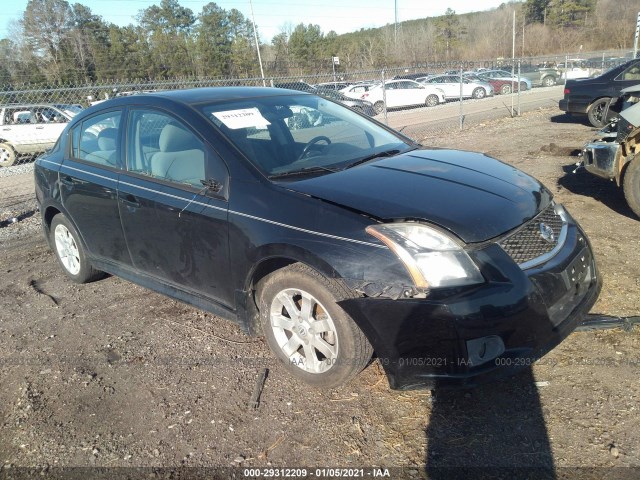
[499, 204, 565, 267]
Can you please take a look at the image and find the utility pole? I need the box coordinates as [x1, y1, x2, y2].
[511, 10, 515, 117]
[634, 12, 640, 59]
[249, 0, 266, 87]
[394, 0, 398, 46]
[522, 14, 525, 57]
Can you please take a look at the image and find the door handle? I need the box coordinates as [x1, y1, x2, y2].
[60, 175, 74, 186]
[120, 194, 140, 208]
[2, 128, 10, 131]
[36, 126, 45, 129]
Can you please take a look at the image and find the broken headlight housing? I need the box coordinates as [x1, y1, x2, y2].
[366, 223, 484, 289]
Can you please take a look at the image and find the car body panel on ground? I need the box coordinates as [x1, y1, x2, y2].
[581, 88, 640, 217]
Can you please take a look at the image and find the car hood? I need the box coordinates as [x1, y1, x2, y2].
[284, 149, 552, 243]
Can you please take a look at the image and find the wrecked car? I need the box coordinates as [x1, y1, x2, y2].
[35, 87, 601, 390]
[582, 84, 640, 218]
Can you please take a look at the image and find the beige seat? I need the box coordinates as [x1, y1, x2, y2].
[150, 123, 205, 186]
[83, 128, 118, 166]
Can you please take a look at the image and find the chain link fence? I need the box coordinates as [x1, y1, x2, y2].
[0, 49, 635, 230]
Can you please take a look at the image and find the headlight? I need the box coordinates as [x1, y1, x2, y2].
[366, 223, 484, 289]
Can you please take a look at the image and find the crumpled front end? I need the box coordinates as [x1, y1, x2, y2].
[339, 204, 601, 390]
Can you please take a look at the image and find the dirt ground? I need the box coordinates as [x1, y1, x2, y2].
[0, 107, 639, 477]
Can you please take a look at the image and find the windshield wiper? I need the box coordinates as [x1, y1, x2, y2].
[343, 148, 407, 170]
[268, 165, 338, 179]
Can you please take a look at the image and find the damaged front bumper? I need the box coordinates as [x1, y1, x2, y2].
[339, 215, 601, 390]
[582, 139, 620, 180]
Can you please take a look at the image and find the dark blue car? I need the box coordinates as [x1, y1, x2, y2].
[35, 87, 601, 390]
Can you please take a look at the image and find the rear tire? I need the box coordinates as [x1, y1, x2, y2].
[373, 101, 385, 115]
[587, 98, 611, 128]
[257, 263, 372, 388]
[0, 143, 16, 167]
[472, 87, 486, 99]
[500, 84, 512, 95]
[623, 156, 640, 218]
[542, 76, 556, 87]
[50, 214, 104, 283]
[426, 94, 439, 107]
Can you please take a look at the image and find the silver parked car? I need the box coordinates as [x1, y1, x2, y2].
[417, 74, 494, 99]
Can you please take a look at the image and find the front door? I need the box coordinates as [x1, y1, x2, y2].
[117, 109, 232, 305]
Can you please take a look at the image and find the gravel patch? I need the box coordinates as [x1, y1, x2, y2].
[0, 161, 35, 178]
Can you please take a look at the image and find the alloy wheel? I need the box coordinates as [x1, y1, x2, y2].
[269, 288, 339, 374]
[54, 224, 81, 275]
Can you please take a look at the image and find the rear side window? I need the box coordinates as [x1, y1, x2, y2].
[73, 111, 122, 167]
[619, 63, 640, 81]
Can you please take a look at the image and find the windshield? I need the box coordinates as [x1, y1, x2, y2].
[201, 93, 412, 178]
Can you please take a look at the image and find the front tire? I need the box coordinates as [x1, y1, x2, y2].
[500, 84, 512, 95]
[50, 214, 104, 283]
[542, 76, 556, 87]
[426, 94, 439, 107]
[257, 263, 372, 388]
[587, 98, 610, 128]
[0, 142, 17, 167]
[623, 156, 640, 218]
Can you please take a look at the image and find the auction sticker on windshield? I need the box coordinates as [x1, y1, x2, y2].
[213, 107, 270, 129]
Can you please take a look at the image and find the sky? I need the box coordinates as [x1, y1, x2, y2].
[0, 0, 510, 43]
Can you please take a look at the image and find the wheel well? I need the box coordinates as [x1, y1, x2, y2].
[44, 206, 61, 229]
[587, 97, 610, 110]
[241, 257, 297, 336]
[249, 257, 297, 295]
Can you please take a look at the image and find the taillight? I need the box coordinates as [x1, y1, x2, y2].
[564, 88, 570, 95]
[361, 93, 369, 99]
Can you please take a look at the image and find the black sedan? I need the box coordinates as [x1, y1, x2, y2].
[559, 58, 640, 127]
[35, 87, 601, 390]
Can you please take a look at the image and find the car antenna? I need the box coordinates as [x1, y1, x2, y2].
[178, 179, 223, 218]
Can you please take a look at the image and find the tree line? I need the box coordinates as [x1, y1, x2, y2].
[0, 0, 637, 86]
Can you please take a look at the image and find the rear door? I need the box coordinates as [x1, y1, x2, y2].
[59, 109, 132, 265]
[383, 82, 404, 107]
[117, 108, 232, 305]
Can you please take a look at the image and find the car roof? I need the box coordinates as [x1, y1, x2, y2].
[1, 103, 62, 108]
[98, 87, 312, 109]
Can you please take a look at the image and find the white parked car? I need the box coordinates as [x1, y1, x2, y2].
[417, 74, 494, 99]
[560, 59, 602, 80]
[340, 82, 379, 100]
[360, 80, 446, 114]
[0, 104, 72, 167]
